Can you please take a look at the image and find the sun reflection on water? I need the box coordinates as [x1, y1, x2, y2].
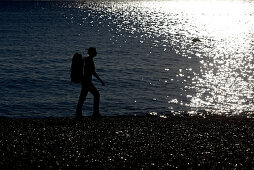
[180, 1, 254, 115]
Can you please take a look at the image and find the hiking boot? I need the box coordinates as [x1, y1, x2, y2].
[92, 113, 102, 120]
[75, 111, 83, 119]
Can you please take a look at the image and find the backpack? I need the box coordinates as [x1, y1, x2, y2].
[70, 53, 84, 83]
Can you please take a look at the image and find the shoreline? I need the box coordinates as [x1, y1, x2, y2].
[0, 116, 253, 168]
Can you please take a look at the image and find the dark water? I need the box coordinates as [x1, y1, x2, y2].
[1, 1, 254, 118]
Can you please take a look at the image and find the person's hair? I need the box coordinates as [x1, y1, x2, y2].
[87, 47, 96, 56]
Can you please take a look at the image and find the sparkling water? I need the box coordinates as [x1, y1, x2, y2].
[1, 0, 254, 118]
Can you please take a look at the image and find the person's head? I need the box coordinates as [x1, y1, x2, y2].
[86, 47, 97, 57]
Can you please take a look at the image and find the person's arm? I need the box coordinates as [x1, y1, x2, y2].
[93, 71, 105, 86]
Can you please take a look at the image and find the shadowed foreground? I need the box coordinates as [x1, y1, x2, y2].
[0, 116, 254, 169]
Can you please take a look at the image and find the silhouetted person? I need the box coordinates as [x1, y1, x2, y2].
[76, 47, 105, 118]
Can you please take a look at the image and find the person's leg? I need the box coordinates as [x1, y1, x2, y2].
[76, 84, 88, 117]
[89, 83, 100, 116]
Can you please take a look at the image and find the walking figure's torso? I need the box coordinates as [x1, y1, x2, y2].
[83, 57, 95, 83]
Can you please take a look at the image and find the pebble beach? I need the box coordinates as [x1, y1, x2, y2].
[0, 115, 254, 169]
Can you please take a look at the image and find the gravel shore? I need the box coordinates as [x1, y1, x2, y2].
[0, 116, 254, 169]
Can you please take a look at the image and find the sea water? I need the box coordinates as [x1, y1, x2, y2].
[1, 0, 254, 118]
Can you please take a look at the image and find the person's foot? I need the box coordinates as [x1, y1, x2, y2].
[75, 112, 83, 119]
[92, 113, 102, 120]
